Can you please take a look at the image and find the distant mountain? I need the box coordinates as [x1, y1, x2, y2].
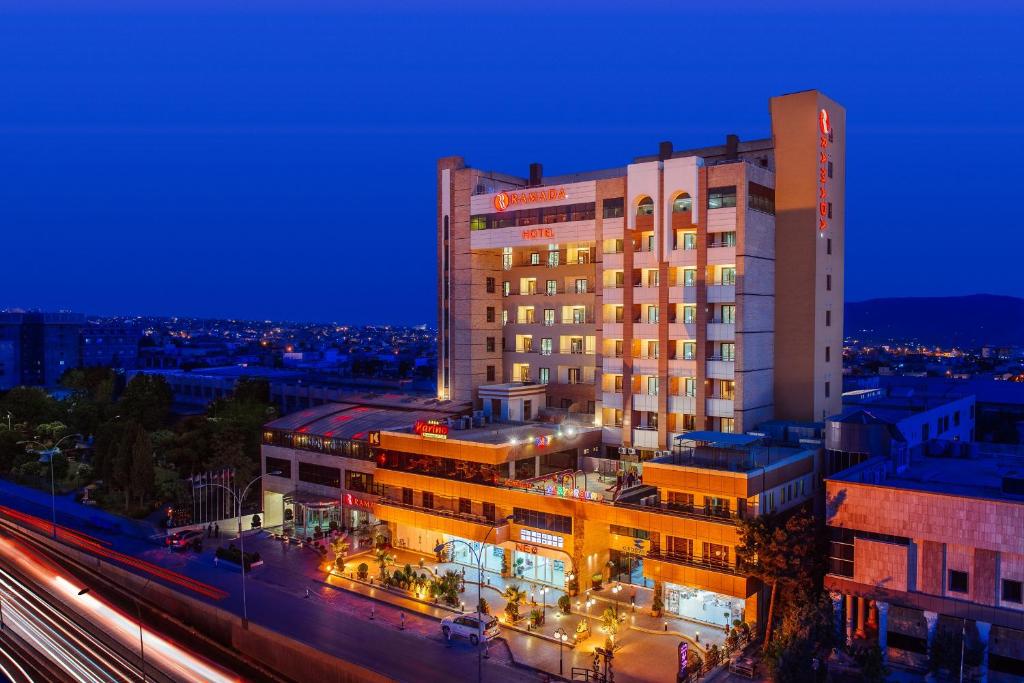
[845, 294, 1024, 347]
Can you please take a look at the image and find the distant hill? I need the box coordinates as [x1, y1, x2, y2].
[845, 294, 1024, 347]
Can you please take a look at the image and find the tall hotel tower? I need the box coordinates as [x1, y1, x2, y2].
[438, 90, 844, 458]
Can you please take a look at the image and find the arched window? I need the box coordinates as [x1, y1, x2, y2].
[672, 193, 692, 213]
[636, 196, 654, 216]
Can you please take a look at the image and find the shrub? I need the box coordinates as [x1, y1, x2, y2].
[392, 569, 406, 587]
[529, 608, 544, 628]
[705, 644, 721, 671]
[357, 562, 369, 580]
[558, 594, 571, 615]
[215, 545, 261, 571]
[334, 556, 345, 571]
[477, 597, 490, 615]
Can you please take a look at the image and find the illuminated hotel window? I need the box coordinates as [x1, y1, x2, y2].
[682, 342, 696, 360]
[683, 268, 696, 287]
[672, 193, 692, 213]
[538, 367, 549, 384]
[530, 252, 541, 265]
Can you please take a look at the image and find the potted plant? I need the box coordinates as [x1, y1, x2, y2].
[356, 562, 369, 580]
[502, 584, 525, 623]
[529, 608, 544, 629]
[558, 594, 572, 615]
[591, 572, 604, 591]
[651, 593, 664, 618]
[500, 551, 510, 578]
[334, 556, 345, 572]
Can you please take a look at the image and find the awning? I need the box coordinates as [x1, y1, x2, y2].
[283, 490, 339, 508]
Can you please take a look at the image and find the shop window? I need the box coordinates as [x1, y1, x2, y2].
[948, 570, 969, 594]
[1003, 579, 1023, 604]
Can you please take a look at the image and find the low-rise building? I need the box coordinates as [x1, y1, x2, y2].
[825, 451, 1024, 678]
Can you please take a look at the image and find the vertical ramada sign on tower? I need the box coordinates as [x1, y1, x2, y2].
[818, 108, 831, 231]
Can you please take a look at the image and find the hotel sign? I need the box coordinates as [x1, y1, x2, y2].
[520, 227, 555, 241]
[414, 420, 449, 440]
[344, 493, 374, 511]
[494, 187, 567, 212]
[818, 108, 831, 231]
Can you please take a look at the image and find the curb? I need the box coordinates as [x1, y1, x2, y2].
[629, 625, 708, 654]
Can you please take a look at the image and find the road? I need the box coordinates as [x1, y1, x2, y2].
[0, 531, 238, 683]
[0, 481, 540, 682]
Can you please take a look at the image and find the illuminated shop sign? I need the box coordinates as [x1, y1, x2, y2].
[521, 227, 555, 240]
[413, 420, 449, 440]
[494, 187, 568, 212]
[499, 478, 603, 502]
[519, 529, 565, 549]
[343, 493, 374, 511]
[818, 109, 831, 231]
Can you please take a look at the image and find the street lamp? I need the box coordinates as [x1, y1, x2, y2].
[197, 470, 280, 628]
[434, 513, 514, 683]
[20, 434, 82, 539]
[553, 626, 569, 676]
[540, 586, 548, 617]
[78, 586, 146, 682]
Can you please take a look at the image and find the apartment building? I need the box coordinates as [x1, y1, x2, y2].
[825, 453, 1024, 677]
[438, 90, 845, 460]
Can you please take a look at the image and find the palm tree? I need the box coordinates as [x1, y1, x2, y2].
[374, 547, 394, 580]
[600, 607, 620, 651]
[502, 584, 526, 622]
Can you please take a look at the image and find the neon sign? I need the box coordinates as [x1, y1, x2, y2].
[494, 187, 567, 212]
[521, 228, 555, 240]
[344, 493, 374, 511]
[414, 420, 449, 440]
[818, 108, 831, 231]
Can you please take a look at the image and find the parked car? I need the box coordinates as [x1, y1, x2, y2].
[440, 614, 500, 645]
[166, 529, 204, 552]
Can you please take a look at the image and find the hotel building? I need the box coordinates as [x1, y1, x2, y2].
[438, 89, 845, 458]
[261, 90, 842, 633]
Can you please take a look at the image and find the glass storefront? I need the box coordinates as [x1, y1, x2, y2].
[511, 550, 566, 588]
[664, 584, 745, 628]
[609, 549, 647, 587]
[443, 536, 504, 575]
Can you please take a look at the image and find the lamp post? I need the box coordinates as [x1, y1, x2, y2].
[20, 434, 82, 539]
[554, 627, 568, 676]
[540, 586, 547, 618]
[197, 471, 279, 628]
[78, 586, 147, 682]
[434, 514, 514, 683]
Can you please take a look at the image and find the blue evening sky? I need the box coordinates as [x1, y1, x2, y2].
[1, 1, 1022, 325]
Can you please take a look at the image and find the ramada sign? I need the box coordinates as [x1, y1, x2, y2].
[493, 187, 567, 212]
[818, 108, 831, 231]
[414, 420, 449, 440]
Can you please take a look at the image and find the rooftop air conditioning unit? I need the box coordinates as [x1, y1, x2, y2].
[627, 448, 636, 455]
[618, 447, 627, 455]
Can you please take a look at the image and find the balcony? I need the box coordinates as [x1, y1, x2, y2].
[633, 250, 657, 268]
[632, 427, 660, 449]
[667, 395, 696, 414]
[706, 359, 735, 379]
[631, 356, 658, 374]
[603, 357, 623, 374]
[602, 392, 623, 410]
[644, 550, 744, 576]
[707, 283, 735, 303]
[632, 392, 658, 412]
[707, 322, 735, 341]
[616, 499, 744, 526]
[603, 287, 624, 305]
[706, 397, 735, 418]
[667, 321, 696, 339]
[374, 498, 512, 543]
[668, 285, 696, 303]
[602, 322, 623, 338]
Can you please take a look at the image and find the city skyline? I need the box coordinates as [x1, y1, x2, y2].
[2, 2, 1024, 324]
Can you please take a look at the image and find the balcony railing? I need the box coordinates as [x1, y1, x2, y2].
[376, 498, 504, 527]
[618, 499, 744, 525]
[644, 550, 744, 576]
[707, 355, 735, 362]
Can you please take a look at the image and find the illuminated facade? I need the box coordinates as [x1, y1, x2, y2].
[437, 90, 845, 457]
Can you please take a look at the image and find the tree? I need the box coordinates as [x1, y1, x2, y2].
[503, 584, 526, 622]
[374, 547, 394, 580]
[0, 386, 60, 427]
[736, 508, 818, 648]
[119, 375, 172, 430]
[128, 427, 154, 508]
[600, 607, 620, 651]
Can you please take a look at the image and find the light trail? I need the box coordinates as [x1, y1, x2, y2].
[0, 533, 239, 683]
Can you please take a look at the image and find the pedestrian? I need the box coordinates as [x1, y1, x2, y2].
[214, 556, 219, 567]
[206, 523, 212, 538]
[400, 612, 405, 630]
[214, 522, 220, 538]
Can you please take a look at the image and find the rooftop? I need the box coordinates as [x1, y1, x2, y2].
[657, 431, 814, 473]
[390, 419, 600, 446]
[830, 451, 1024, 503]
[265, 403, 460, 442]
